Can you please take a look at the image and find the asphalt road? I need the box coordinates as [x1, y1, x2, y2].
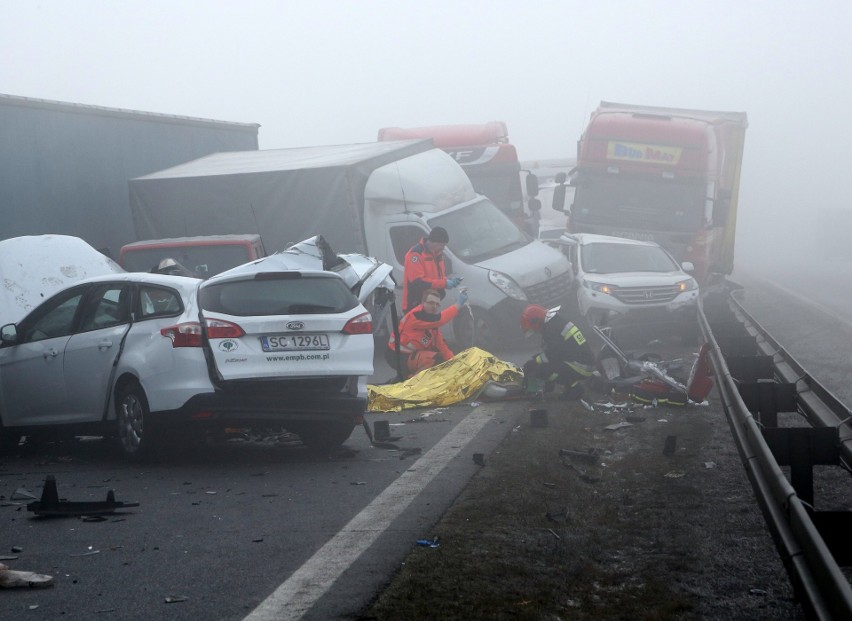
[2, 261, 849, 620]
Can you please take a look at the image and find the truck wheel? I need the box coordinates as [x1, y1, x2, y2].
[115, 383, 157, 459]
[453, 306, 497, 351]
[291, 421, 356, 451]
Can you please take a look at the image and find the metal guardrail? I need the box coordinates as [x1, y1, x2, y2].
[699, 286, 852, 620]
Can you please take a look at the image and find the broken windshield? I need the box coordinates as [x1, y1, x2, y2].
[430, 198, 530, 263]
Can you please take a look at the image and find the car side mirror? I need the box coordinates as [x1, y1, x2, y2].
[0, 323, 19, 345]
[525, 172, 540, 198]
[552, 184, 567, 212]
[527, 198, 541, 213]
[681, 261, 695, 273]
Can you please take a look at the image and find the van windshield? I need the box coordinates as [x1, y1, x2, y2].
[430, 198, 531, 263]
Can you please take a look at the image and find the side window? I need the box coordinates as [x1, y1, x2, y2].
[389, 226, 426, 265]
[23, 292, 85, 342]
[139, 286, 183, 319]
[79, 285, 131, 332]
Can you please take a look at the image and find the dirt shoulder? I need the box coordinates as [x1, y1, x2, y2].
[363, 364, 804, 620]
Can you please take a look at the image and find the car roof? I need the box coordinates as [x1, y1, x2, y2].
[120, 234, 262, 250]
[571, 233, 660, 249]
[69, 272, 202, 291]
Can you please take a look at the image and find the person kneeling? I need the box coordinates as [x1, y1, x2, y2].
[520, 304, 596, 400]
[386, 288, 468, 379]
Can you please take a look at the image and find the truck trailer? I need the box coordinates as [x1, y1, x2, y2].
[0, 93, 259, 258]
[128, 140, 573, 349]
[553, 102, 747, 283]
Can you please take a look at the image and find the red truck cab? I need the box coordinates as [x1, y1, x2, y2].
[118, 234, 266, 278]
[554, 103, 747, 284]
[378, 122, 533, 230]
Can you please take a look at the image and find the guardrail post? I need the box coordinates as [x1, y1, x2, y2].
[738, 380, 798, 428]
[763, 427, 839, 506]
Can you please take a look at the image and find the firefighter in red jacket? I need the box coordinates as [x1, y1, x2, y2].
[402, 227, 462, 314]
[387, 288, 468, 378]
[520, 304, 596, 400]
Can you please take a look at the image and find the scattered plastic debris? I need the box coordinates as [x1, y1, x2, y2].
[11, 488, 38, 501]
[604, 422, 633, 431]
[416, 536, 440, 548]
[704, 461, 717, 469]
[350, 481, 367, 486]
[664, 471, 686, 478]
[165, 595, 188, 604]
[0, 563, 54, 589]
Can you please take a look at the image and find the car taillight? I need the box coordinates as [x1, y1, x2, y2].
[205, 319, 245, 339]
[342, 312, 372, 335]
[161, 322, 203, 347]
[161, 320, 244, 347]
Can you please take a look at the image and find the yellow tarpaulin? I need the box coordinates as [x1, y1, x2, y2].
[368, 347, 524, 412]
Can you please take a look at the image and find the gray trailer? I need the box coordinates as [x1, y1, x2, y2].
[0, 93, 259, 257]
[128, 140, 434, 256]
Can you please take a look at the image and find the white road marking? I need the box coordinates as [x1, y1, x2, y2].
[243, 408, 495, 621]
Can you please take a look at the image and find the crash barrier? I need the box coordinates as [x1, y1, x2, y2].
[700, 287, 852, 620]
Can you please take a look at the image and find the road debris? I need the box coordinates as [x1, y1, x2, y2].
[27, 475, 139, 517]
[0, 563, 54, 589]
[416, 536, 440, 548]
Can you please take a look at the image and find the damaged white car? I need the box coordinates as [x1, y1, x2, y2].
[0, 236, 395, 458]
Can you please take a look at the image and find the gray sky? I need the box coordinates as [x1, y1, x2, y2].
[2, 0, 850, 264]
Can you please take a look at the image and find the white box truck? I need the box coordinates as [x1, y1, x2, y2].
[128, 140, 572, 348]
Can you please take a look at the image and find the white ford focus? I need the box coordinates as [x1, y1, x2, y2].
[0, 237, 394, 458]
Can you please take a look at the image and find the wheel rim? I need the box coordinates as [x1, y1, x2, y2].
[118, 392, 144, 454]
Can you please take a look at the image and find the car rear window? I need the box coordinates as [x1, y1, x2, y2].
[199, 274, 358, 316]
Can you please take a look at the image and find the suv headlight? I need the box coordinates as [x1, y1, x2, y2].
[488, 270, 527, 301]
[583, 279, 617, 295]
[676, 277, 698, 292]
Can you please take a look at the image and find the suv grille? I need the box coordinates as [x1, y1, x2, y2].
[613, 285, 679, 305]
[524, 272, 573, 306]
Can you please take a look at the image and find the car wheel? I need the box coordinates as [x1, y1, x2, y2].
[291, 421, 355, 451]
[452, 306, 497, 351]
[0, 417, 22, 456]
[115, 383, 155, 459]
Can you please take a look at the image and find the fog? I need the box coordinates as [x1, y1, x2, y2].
[2, 0, 850, 271]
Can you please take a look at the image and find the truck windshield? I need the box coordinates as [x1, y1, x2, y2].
[572, 173, 705, 232]
[465, 165, 524, 220]
[430, 198, 531, 263]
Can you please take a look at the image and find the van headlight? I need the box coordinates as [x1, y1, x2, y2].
[676, 278, 698, 292]
[488, 270, 527, 301]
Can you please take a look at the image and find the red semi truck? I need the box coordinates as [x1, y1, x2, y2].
[552, 102, 747, 283]
[378, 122, 538, 231]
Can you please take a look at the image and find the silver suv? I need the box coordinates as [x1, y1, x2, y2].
[559, 233, 699, 343]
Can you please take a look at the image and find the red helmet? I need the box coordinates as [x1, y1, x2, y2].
[520, 304, 547, 334]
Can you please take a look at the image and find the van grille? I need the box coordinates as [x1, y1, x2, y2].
[524, 272, 573, 306]
[613, 285, 679, 305]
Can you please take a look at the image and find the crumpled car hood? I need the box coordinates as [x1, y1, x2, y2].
[202, 235, 395, 303]
[0, 235, 124, 325]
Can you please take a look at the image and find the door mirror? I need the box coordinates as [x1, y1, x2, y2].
[527, 198, 541, 213]
[681, 261, 695, 273]
[0, 323, 18, 345]
[552, 184, 567, 212]
[525, 172, 540, 198]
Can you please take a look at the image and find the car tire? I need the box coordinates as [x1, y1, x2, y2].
[115, 382, 156, 459]
[0, 417, 22, 456]
[291, 420, 355, 451]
